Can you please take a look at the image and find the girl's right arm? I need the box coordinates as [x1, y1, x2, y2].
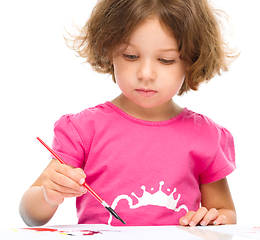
[19, 159, 87, 226]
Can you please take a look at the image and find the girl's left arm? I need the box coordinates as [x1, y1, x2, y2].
[179, 177, 236, 226]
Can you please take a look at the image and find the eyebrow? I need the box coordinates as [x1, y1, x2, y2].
[126, 44, 179, 52]
[125, 43, 179, 53]
[158, 48, 179, 52]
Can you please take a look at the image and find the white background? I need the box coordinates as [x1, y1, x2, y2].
[0, 0, 259, 228]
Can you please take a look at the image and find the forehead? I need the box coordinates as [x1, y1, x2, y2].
[126, 17, 179, 51]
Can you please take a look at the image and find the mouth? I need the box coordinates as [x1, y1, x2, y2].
[135, 88, 157, 97]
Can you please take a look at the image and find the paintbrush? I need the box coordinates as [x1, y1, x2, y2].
[37, 137, 126, 224]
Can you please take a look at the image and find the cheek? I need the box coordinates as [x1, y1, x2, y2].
[163, 67, 186, 87]
[173, 64, 187, 86]
[158, 70, 185, 97]
[113, 59, 128, 83]
[113, 61, 131, 93]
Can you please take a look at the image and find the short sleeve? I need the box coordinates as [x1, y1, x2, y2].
[51, 114, 85, 168]
[199, 126, 236, 184]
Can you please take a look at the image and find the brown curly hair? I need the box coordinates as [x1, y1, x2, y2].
[67, 0, 238, 95]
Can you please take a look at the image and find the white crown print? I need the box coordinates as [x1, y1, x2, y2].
[108, 181, 188, 225]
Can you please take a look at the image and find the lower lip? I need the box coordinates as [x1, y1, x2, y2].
[135, 89, 157, 97]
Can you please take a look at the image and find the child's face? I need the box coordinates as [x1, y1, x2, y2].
[113, 17, 187, 109]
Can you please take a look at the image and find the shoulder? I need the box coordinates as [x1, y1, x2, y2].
[183, 109, 236, 183]
[53, 102, 119, 140]
[55, 102, 113, 126]
[52, 103, 114, 164]
[182, 109, 234, 149]
[184, 109, 232, 134]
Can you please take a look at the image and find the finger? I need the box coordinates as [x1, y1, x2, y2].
[43, 187, 84, 205]
[55, 164, 86, 186]
[74, 168, 86, 185]
[42, 186, 64, 205]
[189, 207, 208, 227]
[213, 215, 227, 226]
[179, 211, 196, 226]
[74, 168, 86, 178]
[200, 208, 218, 226]
[43, 165, 86, 194]
[50, 188, 86, 198]
[50, 171, 87, 194]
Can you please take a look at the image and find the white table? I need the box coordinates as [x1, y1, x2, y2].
[1, 224, 259, 239]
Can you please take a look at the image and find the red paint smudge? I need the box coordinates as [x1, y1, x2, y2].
[82, 231, 101, 235]
[21, 228, 101, 235]
[22, 228, 57, 232]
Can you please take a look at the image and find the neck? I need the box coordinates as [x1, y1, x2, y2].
[111, 94, 183, 121]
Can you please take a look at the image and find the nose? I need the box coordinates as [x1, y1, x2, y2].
[137, 59, 156, 81]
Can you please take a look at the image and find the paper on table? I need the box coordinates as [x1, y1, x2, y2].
[1, 224, 203, 240]
[196, 225, 260, 239]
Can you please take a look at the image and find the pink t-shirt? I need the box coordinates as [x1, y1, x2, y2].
[52, 102, 235, 226]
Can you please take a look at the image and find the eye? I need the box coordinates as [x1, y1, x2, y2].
[158, 58, 175, 65]
[123, 54, 139, 61]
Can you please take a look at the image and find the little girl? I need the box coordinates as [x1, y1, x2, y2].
[20, 0, 237, 227]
